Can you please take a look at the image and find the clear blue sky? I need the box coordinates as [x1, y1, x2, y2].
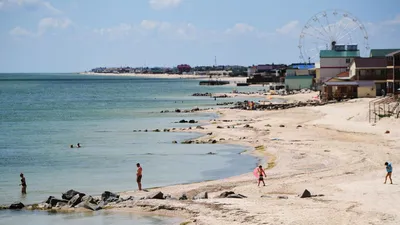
[0, 0, 399, 72]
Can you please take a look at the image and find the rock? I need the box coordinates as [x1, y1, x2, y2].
[55, 201, 68, 208]
[300, 189, 312, 198]
[144, 129, 148, 132]
[189, 120, 197, 123]
[83, 201, 102, 211]
[146, 191, 164, 200]
[181, 140, 194, 144]
[9, 202, 24, 210]
[244, 124, 250, 128]
[219, 191, 235, 198]
[385, 130, 390, 134]
[179, 119, 188, 123]
[101, 191, 120, 202]
[260, 195, 272, 198]
[297, 125, 302, 128]
[153, 129, 160, 132]
[68, 194, 85, 207]
[179, 194, 188, 200]
[175, 109, 181, 113]
[216, 126, 223, 129]
[81, 195, 98, 204]
[207, 132, 213, 135]
[62, 190, 83, 200]
[227, 194, 247, 199]
[172, 140, 178, 144]
[193, 191, 208, 200]
[219, 138, 225, 141]
[196, 126, 205, 129]
[277, 196, 288, 199]
[164, 194, 172, 199]
[45, 196, 55, 204]
[266, 124, 271, 127]
[0, 205, 8, 210]
[211, 140, 217, 144]
[207, 152, 216, 155]
[50, 198, 68, 207]
[279, 125, 285, 127]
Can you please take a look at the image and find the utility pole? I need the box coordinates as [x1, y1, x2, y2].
[214, 56, 217, 67]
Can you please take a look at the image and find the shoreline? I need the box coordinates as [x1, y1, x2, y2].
[4, 92, 400, 225]
[79, 72, 249, 83]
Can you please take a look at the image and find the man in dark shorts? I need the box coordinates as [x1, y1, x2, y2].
[136, 163, 143, 191]
[257, 165, 267, 187]
[19, 173, 27, 194]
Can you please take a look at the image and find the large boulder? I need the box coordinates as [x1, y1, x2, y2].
[9, 202, 24, 210]
[55, 201, 68, 208]
[83, 201, 102, 211]
[62, 190, 84, 200]
[218, 191, 235, 198]
[101, 191, 120, 202]
[50, 198, 68, 207]
[45, 196, 55, 204]
[193, 192, 208, 200]
[227, 194, 247, 199]
[68, 194, 85, 207]
[81, 195, 98, 204]
[146, 191, 164, 200]
[300, 189, 312, 198]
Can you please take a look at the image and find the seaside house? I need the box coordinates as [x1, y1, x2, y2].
[370, 49, 400, 58]
[285, 75, 314, 90]
[319, 44, 360, 83]
[386, 50, 400, 94]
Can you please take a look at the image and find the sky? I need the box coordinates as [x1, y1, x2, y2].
[0, 0, 399, 72]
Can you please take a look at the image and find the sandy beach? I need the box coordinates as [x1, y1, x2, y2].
[101, 92, 400, 225]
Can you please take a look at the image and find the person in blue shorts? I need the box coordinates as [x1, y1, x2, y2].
[384, 162, 393, 184]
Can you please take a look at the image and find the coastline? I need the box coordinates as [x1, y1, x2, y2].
[79, 72, 249, 83]
[4, 88, 400, 224]
[108, 94, 400, 224]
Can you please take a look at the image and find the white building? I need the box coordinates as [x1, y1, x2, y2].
[319, 45, 360, 82]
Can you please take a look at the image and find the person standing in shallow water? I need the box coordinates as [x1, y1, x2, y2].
[19, 173, 27, 194]
[384, 162, 393, 184]
[136, 163, 143, 191]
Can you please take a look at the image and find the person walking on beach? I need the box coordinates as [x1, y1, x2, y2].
[136, 163, 143, 191]
[19, 173, 27, 194]
[384, 162, 393, 184]
[257, 165, 267, 187]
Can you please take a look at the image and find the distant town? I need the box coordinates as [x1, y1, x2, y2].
[88, 44, 400, 100]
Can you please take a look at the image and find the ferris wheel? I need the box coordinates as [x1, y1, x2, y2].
[299, 9, 370, 63]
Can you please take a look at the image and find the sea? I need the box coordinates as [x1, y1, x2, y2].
[0, 73, 268, 224]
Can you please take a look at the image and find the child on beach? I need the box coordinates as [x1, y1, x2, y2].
[384, 162, 393, 184]
[257, 165, 267, 187]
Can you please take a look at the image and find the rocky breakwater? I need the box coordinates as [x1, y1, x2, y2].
[160, 107, 213, 114]
[0, 189, 123, 212]
[192, 92, 212, 97]
[232, 100, 327, 110]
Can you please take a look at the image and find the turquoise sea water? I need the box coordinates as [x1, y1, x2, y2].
[0, 73, 262, 224]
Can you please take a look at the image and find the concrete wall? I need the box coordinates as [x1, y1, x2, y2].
[320, 57, 353, 81]
[357, 86, 376, 98]
[349, 62, 356, 78]
[296, 69, 310, 76]
[285, 76, 313, 90]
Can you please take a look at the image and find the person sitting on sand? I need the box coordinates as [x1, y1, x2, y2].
[384, 162, 393, 184]
[136, 163, 143, 191]
[19, 173, 27, 194]
[257, 165, 267, 187]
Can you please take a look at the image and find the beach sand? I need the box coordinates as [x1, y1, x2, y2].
[107, 93, 400, 225]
